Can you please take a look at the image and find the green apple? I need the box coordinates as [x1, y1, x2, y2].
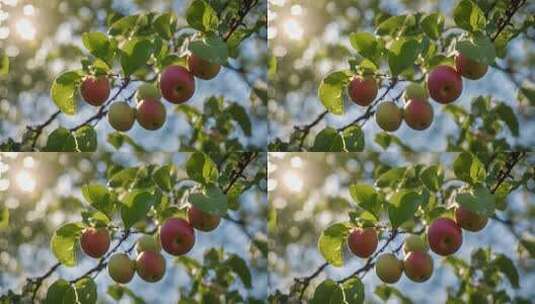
[403, 83, 429, 102]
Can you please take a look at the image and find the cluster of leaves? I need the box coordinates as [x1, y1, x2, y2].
[298, 152, 534, 303]
[271, 0, 534, 151]
[1, 0, 266, 152]
[0, 151, 266, 303]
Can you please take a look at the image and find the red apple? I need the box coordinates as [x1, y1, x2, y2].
[136, 99, 166, 130]
[160, 218, 195, 256]
[80, 227, 110, 258]
[427, 217, 463, 256]
[455, 206, 488, 232]
[187, 206, 221, 232]
[403, 99, 433, 130]
[188, 53, 221, 80]
[136, 251, 166, 282]
[159, 65, 195, 104]
[427, 65, 463, 104]
[347, 228, 378, 258]
[80, 76, 110, 106]
[108, 253, 135, 284]
[403, 251, 433, 282]
[347, 76, 378, 106]
[455, 53, 488, 80]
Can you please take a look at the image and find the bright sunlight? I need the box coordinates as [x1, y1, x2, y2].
[15, 18, 36, 40]
[282, 170, 303, 192]
[15, 170, 36, 192]
[282, 18, 303, 40]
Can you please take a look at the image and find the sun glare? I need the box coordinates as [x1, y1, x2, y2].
[15, 170, 36, 192]
[282, 18, 303, 40]
[15, 18, 36, 40]
[282, 170, 303, 192]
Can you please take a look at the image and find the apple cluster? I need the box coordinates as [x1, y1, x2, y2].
[346, 205, 488, 284]
[79, 53, 222, 132]
[347, 52, 489, 132]
[79, 205, 221, 284]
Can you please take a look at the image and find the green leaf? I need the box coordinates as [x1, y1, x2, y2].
[82, 32, 114, 65]
[342, 278, 365, 304]
[50, 222, 84, 267]
[493, 254, 519, 288]
[342, 126, 364, 152]
[121, 191, 156, 229]
[44, 279, 70, 304]
[153, 13, 176, 39]
[186, 152, 219, 185]
[456, 33, 496, 65]
[81, 184, 115, 219]
[519, 85, 535, 106]
[227, 103, 252, 136]
[420, 165, 444, 192]
[388, 38, 420, 76]
[63, 278, 97, 304]
[495, 103, 519, 136]
[108, 167, 139, 188]
[45, 128, 77, 152]
[318, 70, 352, 115]
[73, 125, 97, 152]
[107, 132, 146, 152]
[349, 184, 380, 219]
[310, 280, 344, 304]
[108, 15, 139, 36]
[50, 71, 83, 115]
[376, 15, 406, 36]
[375, 285, 412, 304]
[189, 34, 228, 65]
[0, 207, 8, 230]
[453, 0, 486, 32]
[153, 165, 173, 191]
[375, 132, 392, 149]
[375, 167, 406, 188]
[453, 152, 486, 184]
[189, 184, 228, 216]
[349, 32, 382, 63]
[318, 222, 351, 267]
[387, 191, 424, 228]
[312, 127, 344, 152]
[120, 37, 153, 76]
[225, 254, 252, 288]
[186, 0, 219, 32]
[455, 185, 496, 216]
[421, 13, 445, 40]
[0, 52, 9, 76]
[520, 239, 535, 258]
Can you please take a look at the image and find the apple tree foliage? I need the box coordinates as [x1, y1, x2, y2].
[268, 0, 534, 151]
[0, 151, 267, 303]
[0, 0, 267, 152]
[268, 152, 535, 303]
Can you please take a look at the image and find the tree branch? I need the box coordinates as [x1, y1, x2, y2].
[223, 0, 260, 42]
[491, 0, 527, 42]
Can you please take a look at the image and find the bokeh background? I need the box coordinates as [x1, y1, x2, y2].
[0, 152, 268, 302]
[0, 0, 267, 151]
[267, 0, 535, 150]
[268, 152, 535, 303]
